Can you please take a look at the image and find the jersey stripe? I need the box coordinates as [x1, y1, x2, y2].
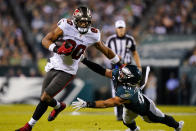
[105, 34, 136, 64]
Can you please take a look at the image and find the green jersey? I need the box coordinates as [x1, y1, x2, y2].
[112, 69, 148, 115]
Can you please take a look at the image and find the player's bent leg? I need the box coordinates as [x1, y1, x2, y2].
[123, 107, 140, 131]
[15, 70, 58, 131]
[117, 105, 123, 121]
[15, 99, 49, 131]
[40, 91, 66, 121]
[45, 71, 74, 121]
[175, 121, 184, 131]
[142, 95, 180, 130]
[47, 101, 66, 121]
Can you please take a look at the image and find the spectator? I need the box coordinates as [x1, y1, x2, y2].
[189, 47, 196, 66]
[146, 0, 195, 35]
[166, 72, 179, 105]
[0, 0, 33, 67]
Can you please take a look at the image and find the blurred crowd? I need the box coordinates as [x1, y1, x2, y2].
[0, 0, 195, 69]
[146, 0, 196, 35]
[0, 0, 33, 67]
[0, 0, 155, 75]
[18, 0, 153, 44]
[0, 0, 196, 104]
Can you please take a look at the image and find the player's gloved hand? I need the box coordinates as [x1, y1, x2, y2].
[55, 41, 74, 55]
[72, 98, 87, 111]
[116, 61, 123, 67]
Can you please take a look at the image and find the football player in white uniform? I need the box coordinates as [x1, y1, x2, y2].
[16, 6, 121, 131]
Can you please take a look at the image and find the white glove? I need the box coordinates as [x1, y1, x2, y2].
[72, 97, 87, 111]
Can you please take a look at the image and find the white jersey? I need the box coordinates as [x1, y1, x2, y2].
[45, 18, 101, 75]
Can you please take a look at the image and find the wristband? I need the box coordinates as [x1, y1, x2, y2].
[110, 55, 120, 64]
[48, 43, 56, 52]
[87, 101, 96, 108]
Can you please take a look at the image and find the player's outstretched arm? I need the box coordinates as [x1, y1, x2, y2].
[93, 97, 126, 108]
[72, 97, 126, 110]
[94, 41, 121, 66]
[81, 58, 112, 78]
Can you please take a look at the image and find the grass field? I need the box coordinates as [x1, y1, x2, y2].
[0, 105, 195, 131]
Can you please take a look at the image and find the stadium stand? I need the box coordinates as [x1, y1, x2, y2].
[0, 0, 33, 66]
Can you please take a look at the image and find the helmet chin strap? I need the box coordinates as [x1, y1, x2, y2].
[77, 27, 88, 34]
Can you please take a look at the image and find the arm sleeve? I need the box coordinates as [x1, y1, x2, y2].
[81, 58, 106, 76]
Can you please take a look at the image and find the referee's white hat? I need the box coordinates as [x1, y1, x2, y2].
[115, 20, 126, 28]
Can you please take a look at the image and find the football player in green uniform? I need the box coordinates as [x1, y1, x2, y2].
[72, 58, 184, 131]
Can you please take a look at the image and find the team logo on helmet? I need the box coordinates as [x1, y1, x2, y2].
[73, 9, 81, 16]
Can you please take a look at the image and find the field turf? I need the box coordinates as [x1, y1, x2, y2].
[0, 105, 195, 131]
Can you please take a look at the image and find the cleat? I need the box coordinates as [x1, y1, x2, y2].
[125, 126, 140, 131]
[175, 121, 184, 131]
[48, 102, 66, 121]
[15, 123, 32, 131]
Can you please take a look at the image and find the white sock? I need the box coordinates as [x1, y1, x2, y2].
[28, 118, 37, 127]
[54, 101, 61, 109]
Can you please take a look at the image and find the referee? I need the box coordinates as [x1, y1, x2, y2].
[105, 20, 141, 121]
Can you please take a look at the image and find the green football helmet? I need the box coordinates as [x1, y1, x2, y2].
[118, 65, 142, 87]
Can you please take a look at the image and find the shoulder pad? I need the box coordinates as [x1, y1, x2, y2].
[57, 18, 74, 31]
[88, 27, 101, 43]
[57, 18, 66, 30]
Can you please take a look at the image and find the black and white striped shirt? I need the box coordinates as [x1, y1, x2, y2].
[105, 34, 136, 64]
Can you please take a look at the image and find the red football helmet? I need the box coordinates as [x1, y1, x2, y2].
[73, 6, 92, 34]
